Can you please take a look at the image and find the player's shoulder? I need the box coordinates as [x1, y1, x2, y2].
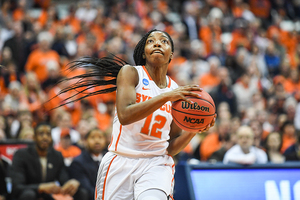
[168, 76, 179, 89]
[118, 65, 138, 77]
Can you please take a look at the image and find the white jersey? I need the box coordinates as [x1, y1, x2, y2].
[108, 65, 178, 158]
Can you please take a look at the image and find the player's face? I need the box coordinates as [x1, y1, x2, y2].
[237, 131, 254, 150]
[144, 31, 173, 65]
[86, 130, 106, 155]
[34, 125, 52, 151]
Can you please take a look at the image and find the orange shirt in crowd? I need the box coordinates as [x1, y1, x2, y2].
[168, 56, 187, 82]
[45, 86, 82, 126]
[267, 25, 280, 39]
[62, 16, 81, 34]
[281, 134, 296, 154]
[13, 8, 25, 21]
[34, 0, 51, 9]
[200, 132, 222, 161]
[199, 26, 222, 55]
[228, 31, 251, 55]
[38, 9, 48, 27]
[199, 73, 220, 89]
[284, 79, 300, 95]
[0, 74, 18, 96]
[55, 145, 81, 158]
[249, 0, 271, 19]
[25, 49, 60, 83]
[231, 5, 244, 18]
[94, 111, 112, 132]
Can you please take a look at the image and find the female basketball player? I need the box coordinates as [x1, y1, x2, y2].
[58, 29, 216, 200]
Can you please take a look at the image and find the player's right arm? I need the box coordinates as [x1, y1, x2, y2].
[116, 65, 201, 125]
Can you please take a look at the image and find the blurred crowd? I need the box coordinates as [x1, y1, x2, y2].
[0, 0, 300, 193]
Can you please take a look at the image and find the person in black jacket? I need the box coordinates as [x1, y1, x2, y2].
[10, 122, 88, 200]
[2, 21, 27, 73]
[69, 128, 107, 200]
[0, 156, 9, 200]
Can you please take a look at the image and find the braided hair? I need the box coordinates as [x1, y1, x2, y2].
[51, 29, 174, 108]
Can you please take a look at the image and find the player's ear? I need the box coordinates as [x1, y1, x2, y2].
[142, 54, 145, 59]
[170, 52, 174, 60]
[169, 52, 173, 63]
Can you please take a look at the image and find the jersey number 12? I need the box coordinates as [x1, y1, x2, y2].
[141, 114, 167, 139]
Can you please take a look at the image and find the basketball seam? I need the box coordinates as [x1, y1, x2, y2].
[187, 97, 215, 109]
[172, 107, 216, 117]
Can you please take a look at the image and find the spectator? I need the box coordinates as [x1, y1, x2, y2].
[0, 129, 5, 141]
[0, 155, 9, 200]
[69, 128, 107, 200]
[10, 108, 33, 139]
[198, 56, 221, 93]
[179, 40, 209, 85]
[248, 44, 268, 78]
[209, 67, 238, 117]
[18, 127, 34, 141]
[23, 72, 47, 121]
[25, 31, 60, 83]
[264, 41, 281, 77]
[200, 119, 232, 161]
[45, 79, 82, 126]
[283, 68, 300, 95]
[249, 119, 264, 149]
[55, 128, 82, 166]
[233, 71, 258, 114]
[51, 26, 69, 58]
[284, 134, 300, 161]
[280, 121, 297, 153]
[74, 119, 90, 149]
[0, 116, 9, 139]
[51, 111, 80, 146]
[10, 122, 88, 200]
[295, 101, 300, 131]
[209, 132, 236, 163]
[223, 125, 268, 164]
[3, 81, 27, 116]
[0, 60, 22, 97]
[182, 1, 201, 41]
[2, 21, 27, 73]
[265, 131, 285, 163]
[228, 18, 251, 55]
[41, 60, 62, 93]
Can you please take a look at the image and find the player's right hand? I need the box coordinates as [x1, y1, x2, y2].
[164, 84, 202, 104]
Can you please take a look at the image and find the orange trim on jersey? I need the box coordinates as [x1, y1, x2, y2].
[115, 125, 122, 151]
[169, 195, 174, 200]
[108, 135, 113, 149]
[142, 66, 153, 80]
[167, 76, 171, 88]
[95, 186, 97, 200]
[102, 155, 117, 200]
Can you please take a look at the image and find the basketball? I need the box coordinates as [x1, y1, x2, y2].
[171, 90, 215, 132]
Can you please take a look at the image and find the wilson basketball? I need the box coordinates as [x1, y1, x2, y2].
[171, 90, 215, 132]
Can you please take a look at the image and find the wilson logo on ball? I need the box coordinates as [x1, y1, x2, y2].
[183, 116, 204, 124]
[181, 102, 210, 112]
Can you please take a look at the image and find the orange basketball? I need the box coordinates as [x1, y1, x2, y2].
[171, 90, 215, 132]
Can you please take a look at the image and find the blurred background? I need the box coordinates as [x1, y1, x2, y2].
[0, 0, 300, 199]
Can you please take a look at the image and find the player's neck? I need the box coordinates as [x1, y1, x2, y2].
[145, 64, 168, 88]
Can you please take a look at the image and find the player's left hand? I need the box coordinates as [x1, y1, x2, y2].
[199, 113, 217, 133]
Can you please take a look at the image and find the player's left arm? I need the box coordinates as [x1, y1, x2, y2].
[167, 114, 217, 156]
[167, 122, 196, 156]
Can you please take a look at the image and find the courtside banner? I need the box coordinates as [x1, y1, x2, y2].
[174, 162, 300, 200]
[0, 140, 33, 163]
